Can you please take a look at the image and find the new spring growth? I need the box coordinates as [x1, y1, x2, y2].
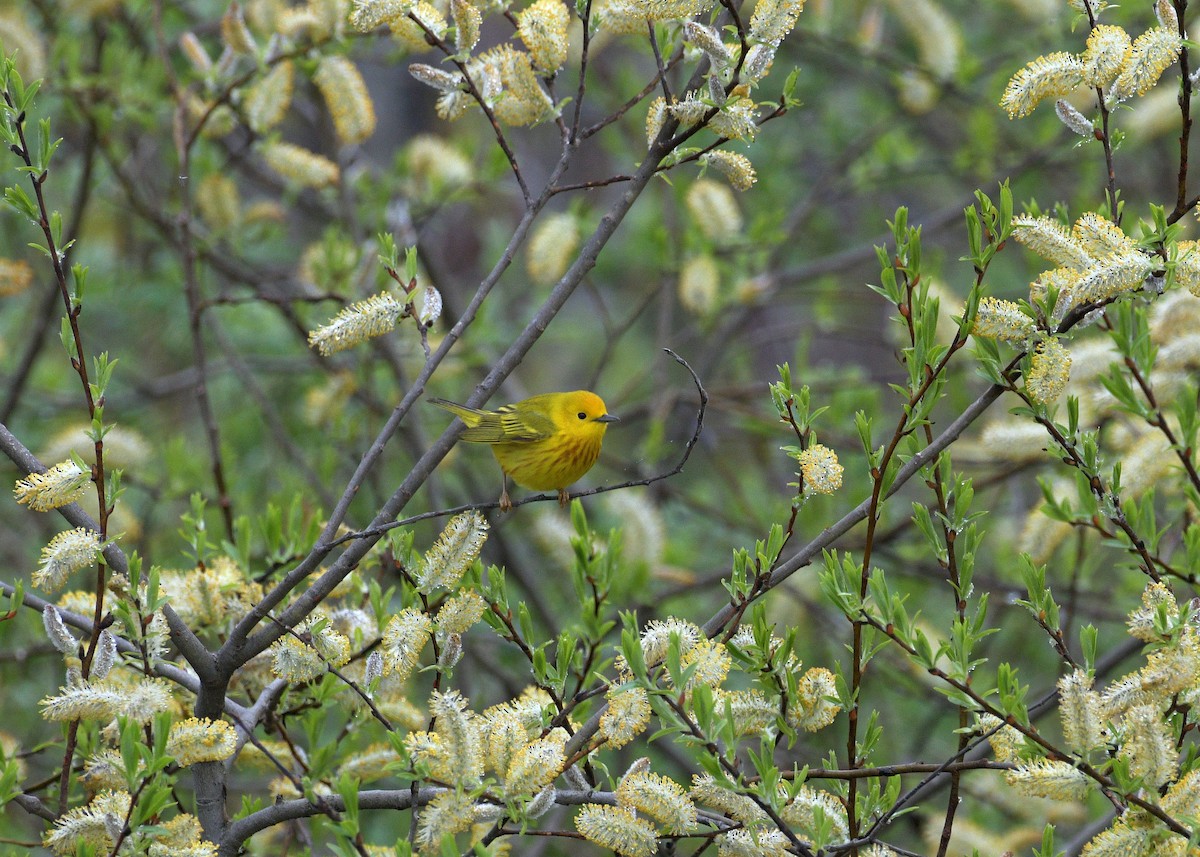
[1117, 704, 1175, 789]
[91, 631, 117, 681]
[381, 608, 432, 679]
[527, 212, 580, 285]
[675, 637, 731, 691]
[434, 590, 487, 635]
[1126, 581, 1178, 642]
[42, 789, 131, 857]
[575, 804, 658, 857]
[269, 618, 352, 682]
[717, 688, 776, 736]
[364, 650, 384, 687]
[43, 605, 77, 654]
[517, 0, 570, 74]
[791, 666, 841, 730]
[409, 63, 462, 93]
[1001, 15, 1181, 118]
[482, 703, 527, 777]
[166, 717, 238, 766]
[669, 93, 709, 129]
[1025, 337, 1072, 405]
[424, 689, 484, 783]
[700, 150, 757, 191]
[417, 509, 488, 591]
[797, 444, 843, 495]
[1082, 26, 1130, 87]
[14, 460, 90, 512]
[350, 0, 413, 31]
[260, 141, 339, 188]
[1011, 213, 1153, 324]
[742, 43, 775, 84]
[645, 97, 668, 146]
[393, 2, 447, 49]
[1001, 53, 1083, 120]
[244, 61, 294, 134]
[971, 297, 1034, 343]
[502, 733, 566, 798]
[1004, 758, 1090, 800]
[599, 685, 651, 748]
[313, 55, 377, 145]
[418, 284, 442, 327]
[716, 829, 790, 856]
[624, 0, 715, 24]
[482, 46, 554, 126]
[678, 255, 720, 316]
[748, 0, 807, 47]
[1112, 26, 1182, 100]
[416, 791, 474, 851]
[783, 786, 850, 844]
[977, 713, 1024, 763]
[690, 773, 769, 827]
[34, 527, 101, 592]
[686, 178, 742, 240]
[526, 786, 557, 819]
[632, 617, 702, 670]
[995, 580, 1200, 850]
[307, 292, 403, 355]
[221, 1, 257, 54]
[1057, 669, 1106, 754]
[1012, 215, 1093, 270]
[452, 0, 481, 54]
[40, 677, 172, 724]
[684, 21, 731, 67]
[1055, 99, 1093, 137]
[616, 768, 697, 834]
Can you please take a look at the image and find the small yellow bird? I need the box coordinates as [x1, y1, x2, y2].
[430, 390, 619, 511]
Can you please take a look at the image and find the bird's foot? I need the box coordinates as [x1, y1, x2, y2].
[557, 488, 570, 507]
[499, 486, 513, 513]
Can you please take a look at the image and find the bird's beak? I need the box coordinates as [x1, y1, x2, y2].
[596, 414, 619, 423]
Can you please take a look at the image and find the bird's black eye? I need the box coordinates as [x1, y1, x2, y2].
[578, 412, 587, 420]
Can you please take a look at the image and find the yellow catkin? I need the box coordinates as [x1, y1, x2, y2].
[0, 258, 34, 296]
[1025, 337, 1072, 405]
[527, 212, 579, 285]
[972, 297, 1034, 342]
[313, 55, 377, 145]
[196, 174, 242, 233]
[518, 0, 570, 73]
[391, 1, 447, 49]
[482, 46, 553, 126]
[244, 60, 295, 134]
[1000, 52, 1084, 118]
[1080, 25, 1131, 86]
[575, 804, 658, 857]
[686, 178, 742, 241]
[260, 141, 340, 188]
[678, 254, 721, 316]
[452, 0, 481, 53]
[701, 150, 756, 190]
[1113, 26, 1182, 99]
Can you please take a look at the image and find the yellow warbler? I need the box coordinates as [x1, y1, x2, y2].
[430, 390, 619, 511]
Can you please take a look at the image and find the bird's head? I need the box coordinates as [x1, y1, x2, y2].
[559, 390, 619, 438]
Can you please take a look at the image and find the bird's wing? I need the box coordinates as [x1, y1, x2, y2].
[492, 404, 557, 442]
[429, 397, 556, 443]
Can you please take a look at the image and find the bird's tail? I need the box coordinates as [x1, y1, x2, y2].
[427, 397, 484, 428]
